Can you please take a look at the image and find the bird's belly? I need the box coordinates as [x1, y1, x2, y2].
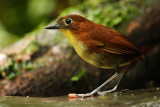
[73, 42, 131, 69]
[78, 51, 114, 69]
[77, 50, 131, 69]
[73, 43, 114, 69]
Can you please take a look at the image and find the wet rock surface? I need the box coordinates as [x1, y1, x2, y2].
[0, 88, 160, 107]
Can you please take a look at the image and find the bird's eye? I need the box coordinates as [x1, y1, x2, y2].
[65, 18, 72, 25]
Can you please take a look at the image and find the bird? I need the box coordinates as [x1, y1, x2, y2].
[45, 14, 142, 98]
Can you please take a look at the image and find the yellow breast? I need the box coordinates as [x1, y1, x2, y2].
[59, 29, 113, 69]
[59, 29, 86, 56]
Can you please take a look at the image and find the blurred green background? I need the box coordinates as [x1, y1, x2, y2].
[0, 0, 80, 46]
[0, 0, 146, 47]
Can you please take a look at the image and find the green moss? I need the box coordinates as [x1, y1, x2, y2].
[60, 0, 140, 31]
[0, 58, 40, 80]
[22, 41, 40, 55]
[71, 67, 87, 81]
[70, 66, 93, 90]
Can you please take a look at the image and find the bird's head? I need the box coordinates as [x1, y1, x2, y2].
[45, 14, 93, 33]
[45, 14, 94, 58]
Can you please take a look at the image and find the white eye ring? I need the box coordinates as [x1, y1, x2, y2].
[64, 18, 72, 25]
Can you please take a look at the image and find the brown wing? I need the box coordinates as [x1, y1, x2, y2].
[91, 25, 139, 55]
[105, 33, 138, 54]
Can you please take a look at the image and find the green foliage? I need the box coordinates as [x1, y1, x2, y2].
[0, 41, 44, 80]
[0, 0, 56, 36]
[0, 0, 57, 47]
[22, 41, 40, 55]
[71, 67, 87, 81]
[60, 0, 140, 30]
[0, 58, 37, 79]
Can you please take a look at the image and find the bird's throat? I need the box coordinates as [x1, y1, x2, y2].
[59, 29, 87, 56]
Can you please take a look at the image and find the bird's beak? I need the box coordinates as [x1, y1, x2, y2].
[45, 23, 61, 29]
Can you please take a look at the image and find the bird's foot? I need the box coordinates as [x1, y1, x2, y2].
[68, 87, 117, 98]
[68, 90, 115, 98]
[68, 93, 98, 98]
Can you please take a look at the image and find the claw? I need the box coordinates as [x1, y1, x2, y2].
[68, 93, 98, 98]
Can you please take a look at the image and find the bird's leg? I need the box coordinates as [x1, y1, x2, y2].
[68, 65, 130, 98]
[97, 65, 129, 96]
[68, 72, 119, 98]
